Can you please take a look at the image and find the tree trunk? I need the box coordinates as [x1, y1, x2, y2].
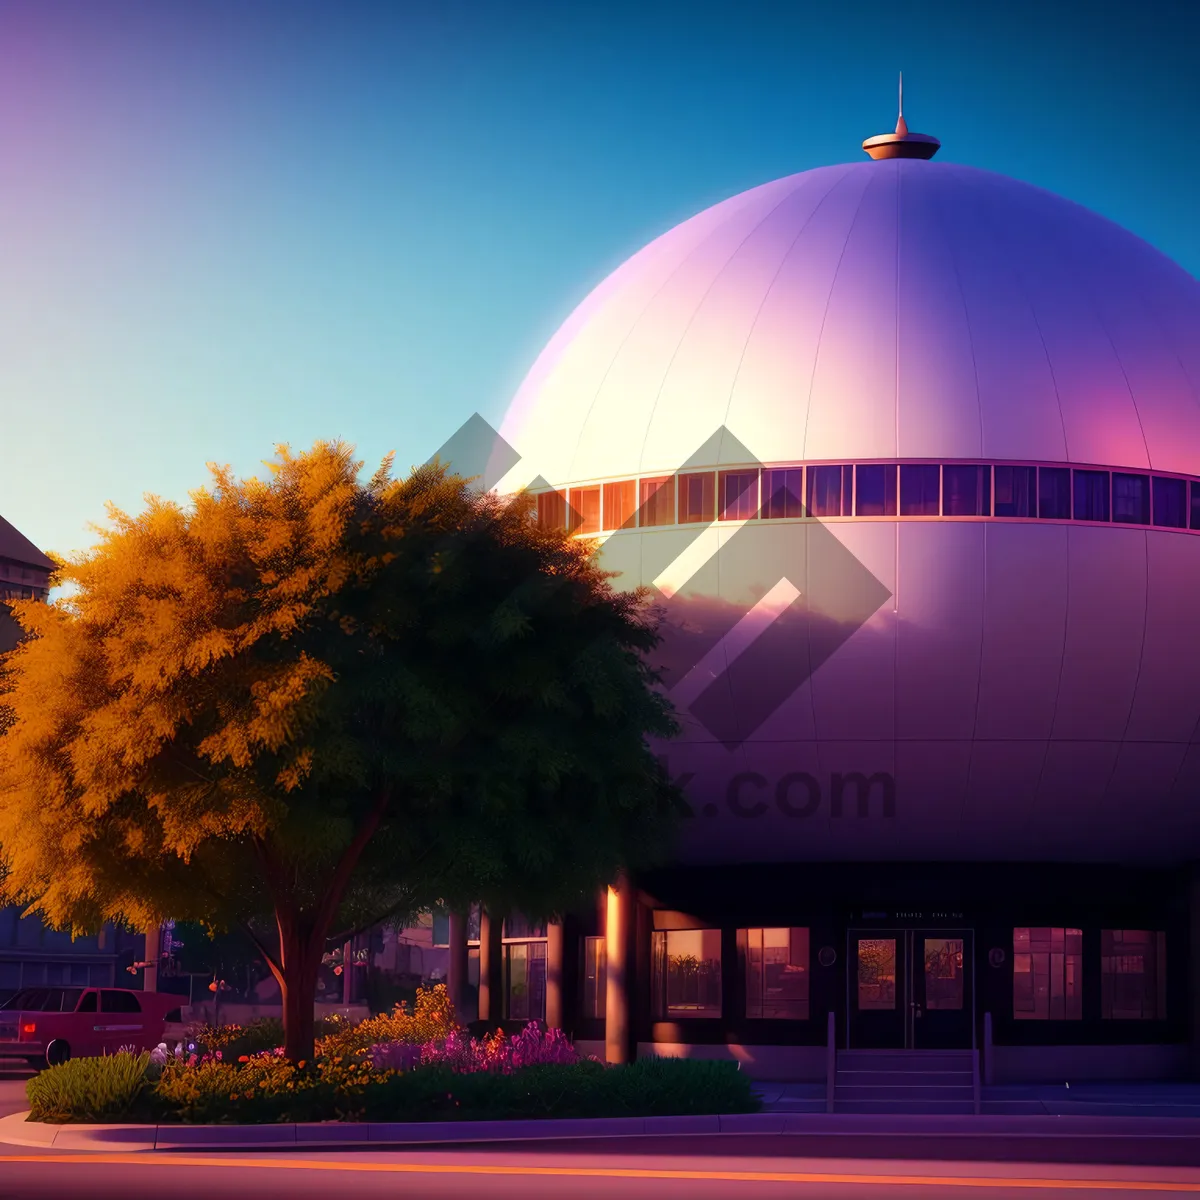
[278, 928, 325, 1062]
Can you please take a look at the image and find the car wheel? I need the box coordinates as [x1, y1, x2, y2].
[45, 1039, 70, 1067]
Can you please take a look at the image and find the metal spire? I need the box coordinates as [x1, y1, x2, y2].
[862, 74, 939, 160]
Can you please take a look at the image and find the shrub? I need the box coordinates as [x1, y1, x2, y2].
[27, 1052, 154, 1123]
[368, 1021, 585, 1074]
[318, 983, 459, 1058]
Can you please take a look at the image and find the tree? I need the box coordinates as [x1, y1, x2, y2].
[0, 442, 679, 1059]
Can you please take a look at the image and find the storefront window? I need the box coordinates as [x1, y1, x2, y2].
[742, 927, 809, 1019]
[652, 929, 722, 1019]
[504, 942, 546, 1021]
[1101, 930, 1166, 1020]
[1013, 927, 1082, 1019]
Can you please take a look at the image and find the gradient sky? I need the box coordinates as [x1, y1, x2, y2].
[1, 0, 1197, 559]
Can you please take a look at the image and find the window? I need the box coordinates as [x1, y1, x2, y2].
[743, 927, 809, 1019]
[678, 472, 715, 524]
[943, 465, 991, 516]
[504, 942, 546, 1021]
[762, 469, 803, 519]
[536, 490, 567, 529]
[1038, 467, 1071, 519]
[1153, 477, 1188, 528]
[899, 464, 940, 516]
[503, 914, 547, 939]
[101, 990, 142, 1013]
[639, 477, 675, 527]
[581, 936, 606, 1020]
[431, 909, 450, 948]
[994, 466, 1036, 517]
[807, 466, 844, 518]
[719, 470, 759, 521]
[857, 937, 897, 1010]
[1112, 474, 1150, 525]
[568, 487, 601, 535]
[1073, 470, 1110, 522]
[855, 465, 897, 516]
[1192, 481, 1200, 531]
[0, 987, 83, 1012]
[1101, 930, 1166, 1020]
[77, 990, 97, 1012]
[1013, 927, 1082, 1020]
[651, 929, 722, 1019]
[602, 480, 637, 531]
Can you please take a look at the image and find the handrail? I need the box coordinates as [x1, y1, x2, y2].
[972, 1046, 981, 1115]
[983, 1011, 994, 1087]
[826, 1010, 836, 1113]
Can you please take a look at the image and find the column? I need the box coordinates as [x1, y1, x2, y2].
[605, 874, 634, 1064]
[341, 939, 353, 1005]
[447, 910, 469, 1018]
[1190, 867, 1200, 1078]
[477, 908, 504, 1026]
[545, 919, 565, 1030]
[142, 924, 160, 993]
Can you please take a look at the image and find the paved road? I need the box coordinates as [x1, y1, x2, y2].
[2, 1139, 1200, 1199]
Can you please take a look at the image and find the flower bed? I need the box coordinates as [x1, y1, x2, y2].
[25, 986, 760, 1125]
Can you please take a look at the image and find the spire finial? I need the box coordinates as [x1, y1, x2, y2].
[863, 76, 939, 160]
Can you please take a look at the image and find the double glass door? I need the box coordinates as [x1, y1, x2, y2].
[848, 928, 973, 1049]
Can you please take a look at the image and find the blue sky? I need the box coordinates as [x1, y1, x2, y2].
[0, 0, 1196, 558]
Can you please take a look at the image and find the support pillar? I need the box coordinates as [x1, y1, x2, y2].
[342, 939, 353, 1006]
[142, 924, 160, 993]
[605, 874, 634, 1064]
[478, 908, 504, 1026]
[545, 919, 564, 1030]
[1190, 867, 1200, 1078]
[447, 910, 469, 1018]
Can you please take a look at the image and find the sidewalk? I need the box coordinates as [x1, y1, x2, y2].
[6, 1103, 1200, 1153]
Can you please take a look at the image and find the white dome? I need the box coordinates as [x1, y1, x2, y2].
[502, 160, 1200, 486]
[499, 155, 1200, 866]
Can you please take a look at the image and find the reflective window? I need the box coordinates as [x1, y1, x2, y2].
[1013, 927, 1082, 1020]
[855, 465, 897, 516]
[568, 487, 601, 535]
[581, 936, 606, 1020]
[503, 914, 548, 940]
[719, 470, 759, 521]
[995, 466, 1036, 517]
[1112, 474, 1149, 525]
[943, 465, 991, 516]
[652, 929, 722, 1019]
[1074, 470, 1111, 522]
[639, 477, 675, 527]
[899, 465, 939, 516]
[679, 472, 716, 524]
[923, 938, 964, 1010]
[536, 490, 567, 530]
[100, 990, 142, 1013]
[807, 466, 844, 518]
[602, 480, 637, 531]
[1153, 477, 1188, 529]
[1192, 481, 1200, 531]
[743, 927, 809, 1019]
[1101, 930, 1166, 1020]
[857, 938, 896, 1010]
[0, 987, 83, 1012]
[504, 942, 546, 1021]
[1038, 467, 1071, 520]
[762, 469, 804, 519]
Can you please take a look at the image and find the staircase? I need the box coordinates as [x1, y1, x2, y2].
[834, 1049, 977, 1114]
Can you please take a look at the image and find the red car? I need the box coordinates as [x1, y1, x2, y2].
[0, 987, 183, 1067]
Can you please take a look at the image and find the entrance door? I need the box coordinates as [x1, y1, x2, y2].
[848, 929, 972, 1049]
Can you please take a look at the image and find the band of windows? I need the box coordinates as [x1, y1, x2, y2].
[537, 463, 1200, 534]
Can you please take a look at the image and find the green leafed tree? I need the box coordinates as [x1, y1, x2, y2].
[0, 442, 679, 1059]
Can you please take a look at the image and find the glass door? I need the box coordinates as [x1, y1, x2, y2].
[848, 929, 905, 1048]
[911, 930, 973, 1049]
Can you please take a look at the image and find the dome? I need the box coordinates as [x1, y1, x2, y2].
[498, 148, 1200, 868]
[501, 160, 1200, 486]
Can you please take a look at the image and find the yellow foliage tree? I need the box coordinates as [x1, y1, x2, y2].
[0, 442, 678, 1060]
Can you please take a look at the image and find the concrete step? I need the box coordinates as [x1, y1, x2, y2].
[837, 1084, 976, 1103]
[837, 1070, 974, 1087]
[837, 1050, 974, 1073]
[835, 1099, 978, 1115]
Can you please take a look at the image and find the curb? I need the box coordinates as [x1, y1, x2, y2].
[7, 1109, 1200, 1153]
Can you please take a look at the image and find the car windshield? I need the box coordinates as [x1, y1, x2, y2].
[0, 988, 84, 1012]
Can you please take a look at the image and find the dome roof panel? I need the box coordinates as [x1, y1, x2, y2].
[503, 159, 1200, 480]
